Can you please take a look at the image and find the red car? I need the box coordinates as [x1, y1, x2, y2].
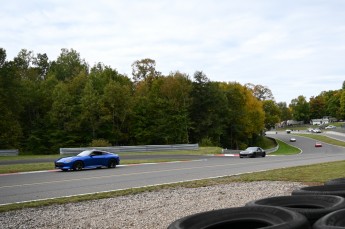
[315, 142, 322, 147]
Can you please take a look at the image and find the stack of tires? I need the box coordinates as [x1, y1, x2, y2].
[167, 178, 345, 229]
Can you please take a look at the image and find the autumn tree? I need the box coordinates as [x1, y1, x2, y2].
[0, 49, 23, 148]
[189, 71, 228, 146]
[33, 53, 50, 79]
[50, 48, 88, 81]
[309, 95, 326, 119]
[340, 90, 345, 119]
[131, 58, 161, 85]
[80, 79, 101, 139]
[262, 100, 281, 130]
[100, 80, 133, 145]
[131, 71, 192, 144]
[0, 48, 5, 67]
[245, 83, 274, 101]
[156, 72, 191, 143]
[277, 102, 292, 121]
[325, 90, 342, 119]
[220, 82, 265, 148]
[290, 96, 310, 123]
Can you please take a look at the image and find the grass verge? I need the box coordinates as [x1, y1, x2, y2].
[270, 139, 301, 155]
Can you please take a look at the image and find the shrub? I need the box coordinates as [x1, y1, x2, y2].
[89, 139, 111, 147]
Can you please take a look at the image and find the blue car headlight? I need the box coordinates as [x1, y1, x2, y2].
[63, 159, 73, 163]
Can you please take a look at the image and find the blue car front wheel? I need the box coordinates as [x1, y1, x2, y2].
[108, 159, 117, 168]
[73, 161, 83, 171]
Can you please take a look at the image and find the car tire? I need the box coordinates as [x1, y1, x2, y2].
[262, 152, 266, 157]
[72, 161, 83, 171]
[292, 184, 345, 198]
[252, 153, 257, 158]
[108, 159, 117, 168]
[324, 177, 345, 185]
[246, 195, 345, 225]
[167, 206, 309, 229]
[313, 208, 345, 229]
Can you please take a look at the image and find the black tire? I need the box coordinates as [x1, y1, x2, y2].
[108, 159, 117, 168]
[262, 152, 266, 157]
[324, 177, 345, 185]
[61, 169, 68, 172]
[252, 153, 257, 158]
[292, 184, 345, 198]
[246, 195, 345, 225]
[167, 206, 310, 229]
[313, 208, 345, 229]
[72, 161, 83, 171]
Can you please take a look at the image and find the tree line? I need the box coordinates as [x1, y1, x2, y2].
[0, 48, 344, 154]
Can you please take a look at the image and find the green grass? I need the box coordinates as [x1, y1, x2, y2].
[0, 154, 61, 161]
[270, 139, 301, 155]
[257, 136, 276, 149]
[228, 161, 345, 183]
[0, 163, 55, 174]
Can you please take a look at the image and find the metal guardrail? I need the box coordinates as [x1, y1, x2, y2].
[0, 149, 19, 156]
[60, 144, 199, 155]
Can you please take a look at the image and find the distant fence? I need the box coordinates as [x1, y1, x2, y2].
[0, 149, 19, 156]
[60, 144, 199, 155]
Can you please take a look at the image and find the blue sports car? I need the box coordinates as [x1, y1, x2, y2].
[55, 149, 120, 171]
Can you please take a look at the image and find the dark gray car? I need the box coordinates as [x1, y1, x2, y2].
[239, 147, 266, 158]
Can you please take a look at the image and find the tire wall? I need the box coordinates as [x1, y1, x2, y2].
[168, 177, 345, 228]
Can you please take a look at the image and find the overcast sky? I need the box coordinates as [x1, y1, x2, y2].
[1, 0, 344, 104]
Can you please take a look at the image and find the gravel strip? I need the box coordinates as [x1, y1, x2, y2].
[0, 181, 305, 229]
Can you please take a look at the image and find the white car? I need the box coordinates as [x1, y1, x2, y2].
[325, 125, 336, 129]
[312, 129, 322, 133]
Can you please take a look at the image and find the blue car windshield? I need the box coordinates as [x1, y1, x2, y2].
[77, 150, 92, 156]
